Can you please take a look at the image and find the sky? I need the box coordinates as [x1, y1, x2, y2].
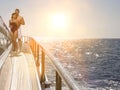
[0, 0, 120, 38]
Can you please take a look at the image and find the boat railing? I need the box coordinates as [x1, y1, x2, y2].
[0, 16, 12, 69]
[28, 37, 87, 90]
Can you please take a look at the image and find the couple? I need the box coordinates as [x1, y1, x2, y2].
[9, 9, 25, 53]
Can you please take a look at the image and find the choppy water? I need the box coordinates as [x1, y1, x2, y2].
[40, 39, 120, 89]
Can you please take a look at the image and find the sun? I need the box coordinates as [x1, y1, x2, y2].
[52, 14, 66, 28]
[51, 13, 67, 30]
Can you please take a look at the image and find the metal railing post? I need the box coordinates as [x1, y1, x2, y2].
[34, 41, 36, 57]
[36, 44, 40, 66]
[41, 49, 45, 83]
[56, 71, 62, 90]
[32, 39, 34, 53]
[36, 44, 41, 82]
[33, 40, 35, 57]
[34, 40, 36, 58]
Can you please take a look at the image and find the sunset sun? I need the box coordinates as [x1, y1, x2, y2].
[50, 13, 68, 30]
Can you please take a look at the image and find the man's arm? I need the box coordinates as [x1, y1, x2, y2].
[20, 17, 25, 25]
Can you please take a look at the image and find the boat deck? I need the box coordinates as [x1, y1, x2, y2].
[0, 44, 41, 90]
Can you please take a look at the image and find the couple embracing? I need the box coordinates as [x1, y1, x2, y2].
[9, 9, 25, 53]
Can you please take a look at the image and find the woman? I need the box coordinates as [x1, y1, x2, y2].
[9, 13, 19, 52]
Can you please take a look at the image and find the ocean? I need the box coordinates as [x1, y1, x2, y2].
[40, 39, 120, 90]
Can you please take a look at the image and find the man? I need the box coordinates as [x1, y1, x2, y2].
[15, 9, 25, 52]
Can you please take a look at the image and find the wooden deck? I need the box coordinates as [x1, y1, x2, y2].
[0, 44, 41, 90]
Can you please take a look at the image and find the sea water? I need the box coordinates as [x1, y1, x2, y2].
[39, 39, 120, 89]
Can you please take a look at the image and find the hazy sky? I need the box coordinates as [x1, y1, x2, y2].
[0, 0, 120, 38]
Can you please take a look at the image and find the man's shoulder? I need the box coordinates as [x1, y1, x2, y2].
[17, 16, 22, 19]
[17, 15, 25, 25]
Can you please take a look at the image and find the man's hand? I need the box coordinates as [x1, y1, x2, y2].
[20, 17, 25, 25]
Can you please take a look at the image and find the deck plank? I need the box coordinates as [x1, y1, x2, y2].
[10, 53, 31, 90]
[22, 44, 41, 90]
[0, 56, 12, 90]
[0, 44, 41, 90]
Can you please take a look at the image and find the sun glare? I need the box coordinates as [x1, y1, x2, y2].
[52, 14, 66, 28]
[50, 13, 68, 30]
